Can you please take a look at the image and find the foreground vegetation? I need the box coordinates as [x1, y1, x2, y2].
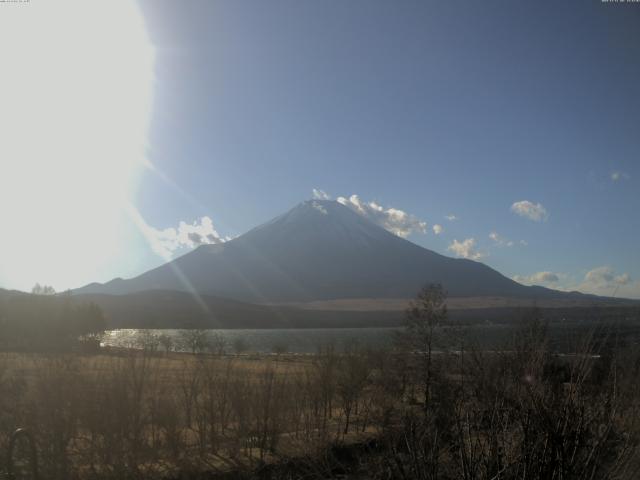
[1, 286, 640, 479]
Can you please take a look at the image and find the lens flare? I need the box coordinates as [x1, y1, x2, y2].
[0, 0, 154, 291]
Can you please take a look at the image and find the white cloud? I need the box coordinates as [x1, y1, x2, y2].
[584, 266, 629, 287]
[510, 200, 548, 222]
[569, 266, 639, 299]
[611, 171, 630, 182]
[515, 266, 639, 299]
[615, 273, 631, 285]
[336, 194, 427, 238]
[432, 224, 443, 235]
[312, 188, 331, 200]
[447, 238, 485, 260]
[489, 231, 515, 247]
[445, 214, 457, 221]
[311, 201, 328, 215]
[513, 271, 561, 286]
[128, 207, 228, 260]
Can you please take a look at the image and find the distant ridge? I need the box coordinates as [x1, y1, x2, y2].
[73, 200, 609, 304]
[1, 286, 634, 330]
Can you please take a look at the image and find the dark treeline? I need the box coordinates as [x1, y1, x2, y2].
[0, 291, 106, 351]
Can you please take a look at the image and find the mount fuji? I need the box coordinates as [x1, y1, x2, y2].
[74, 200, 582, 304]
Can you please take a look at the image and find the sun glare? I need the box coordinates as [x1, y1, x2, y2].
[0, 0, 154, 291]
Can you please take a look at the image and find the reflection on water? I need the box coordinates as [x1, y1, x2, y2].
[102, 327, 400, 354]
[101, 322, 636, 354]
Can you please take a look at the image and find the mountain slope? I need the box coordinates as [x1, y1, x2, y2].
[74, 200, 581, 302]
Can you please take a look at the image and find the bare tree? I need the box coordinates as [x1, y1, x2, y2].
[179, 329, 209, 354]
[233, 337, 249, 355]
[158, 333, 173, 353]
[397, 283, 447, 410]
[31, 283, 56, 295]
[207, 332, 227, 356]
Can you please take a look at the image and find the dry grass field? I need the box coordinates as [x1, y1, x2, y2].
[2, 305, 640, 479]
[0, 347, 386, 479]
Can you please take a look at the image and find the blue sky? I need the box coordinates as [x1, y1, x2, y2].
[1, 1, 638, 297]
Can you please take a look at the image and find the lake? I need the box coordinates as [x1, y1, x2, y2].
[102, 321, 640, 354]
[101, 324, 536, 354]
[103, 327, 400, 353]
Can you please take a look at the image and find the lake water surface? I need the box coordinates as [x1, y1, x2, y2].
[103, 327, 400, 353]
[102, 325, 526, 354]
[102, 321, 638, 354]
